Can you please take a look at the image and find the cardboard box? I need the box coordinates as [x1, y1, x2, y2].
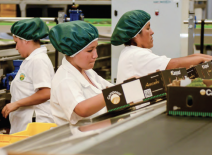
[0, 4, 16, 17]
[167, 79, 212, 117]
[102, 68, 188, 112]
[103, 72, 166, 112]
[0, 4, 16, 12]
[187, 62, 212, 79]
[160, 68, 188, 90]
[0, 11, 16, 17]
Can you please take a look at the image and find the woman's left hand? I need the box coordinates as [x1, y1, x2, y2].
[2, 102, 19, 118]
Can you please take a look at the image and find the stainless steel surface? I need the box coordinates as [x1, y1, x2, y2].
[2, 101, 166, 154]
[0, 17, 55, 22]
[59, 102, 166, 155]
[58, 12, 65, 24]
[184, 19, 212, 24]
[207, 0, 212, 19]
[188, 14, 195, 55]
[189, 0, 195, 14]
[82, 113, 212, 155]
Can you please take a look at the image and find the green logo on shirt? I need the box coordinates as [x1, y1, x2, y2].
[20, 73, 25, 81]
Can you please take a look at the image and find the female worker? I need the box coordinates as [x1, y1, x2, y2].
[49, 21, 113, 126]
[2, 18, 54, 133]
[111, 10, 212, 84]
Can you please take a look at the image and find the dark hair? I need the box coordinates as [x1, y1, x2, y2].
[124, 30, 142, 46]
[124, 39, 132, 46]
[34, 40, 41, 44]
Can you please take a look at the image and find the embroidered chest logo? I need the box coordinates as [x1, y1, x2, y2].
[20, 73, 25, 81]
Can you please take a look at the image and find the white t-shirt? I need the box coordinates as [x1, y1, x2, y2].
[9, 46, 55, 134]
[116, 46, 171, 84]
[50, 57, 113, 126]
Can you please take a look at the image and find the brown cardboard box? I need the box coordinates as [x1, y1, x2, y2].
[167, 79, 212, 117]
[0, 4, 16, 17]
[0, 4, 16, 12]
[0, 11, 16, 17]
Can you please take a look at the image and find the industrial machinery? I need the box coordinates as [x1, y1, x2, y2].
[68, 9, 84, 21]
[1, 60, 22, 90]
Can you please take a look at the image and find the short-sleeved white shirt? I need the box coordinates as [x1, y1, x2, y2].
[50, 57, 113, 126]
[116, 46, 171, 84]
[9, 46, 55, 134]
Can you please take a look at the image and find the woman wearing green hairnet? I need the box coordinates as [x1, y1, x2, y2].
[49, 21, 113, 125]
[111, 10, 212, 84]
[2, 18, 54, 133]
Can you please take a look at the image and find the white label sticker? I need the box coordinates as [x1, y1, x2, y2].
[180, 76, 191, 86]
[121, 79, 144, 104]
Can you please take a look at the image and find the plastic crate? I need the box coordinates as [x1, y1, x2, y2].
[0, 135, 29, 147]
[12, 122, 57, 136]
[0, 123, 57, 147]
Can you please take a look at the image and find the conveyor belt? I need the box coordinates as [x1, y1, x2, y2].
[3, 101, 166, 154]
[5, 101, 212, 155]
[82, 114, 212, 155]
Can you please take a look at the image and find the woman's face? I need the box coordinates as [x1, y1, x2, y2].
[73, 40, 98, 70]
[13, 36, 28, 58]
[134, 21, 154, 49]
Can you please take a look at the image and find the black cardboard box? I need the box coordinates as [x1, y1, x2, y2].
[160, 68, 188, 90]
[167, 79, 212, 117]
[102, 72, 166, 112]
[187, 62, 212, 79]
[103, 68, 188, 112]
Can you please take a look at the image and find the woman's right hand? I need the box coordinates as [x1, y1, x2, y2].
[2, 102, 20, 118]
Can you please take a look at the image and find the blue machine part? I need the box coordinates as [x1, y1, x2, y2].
[69, 9, 83, 21]
[3, 60, 23, 90]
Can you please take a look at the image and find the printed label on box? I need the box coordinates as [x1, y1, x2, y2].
[121, 79, 144, 103]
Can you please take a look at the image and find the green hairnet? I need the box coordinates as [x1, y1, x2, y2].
[111, 10, 151, 46]
[11, 18, 49, 41]
[49, 20, 98, 57]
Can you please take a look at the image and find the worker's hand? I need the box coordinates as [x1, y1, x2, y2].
[188, 53, 212, 59]
[1, 102, 19, 118]
[127, 76, 140, 79]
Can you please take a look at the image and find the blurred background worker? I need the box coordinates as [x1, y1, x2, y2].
[2, 18, 54, 134]
[111, 10, 212, 84]
[49, 21, 113, 126]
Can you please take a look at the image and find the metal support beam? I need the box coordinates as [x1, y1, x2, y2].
[188, 14, 195, 55]
[0, 17, 55, 22]
[19, 2, 27, 17]
[188, 0, 195, 55]
[200, 19, 205, 54]
[207, 0, 212, 19]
